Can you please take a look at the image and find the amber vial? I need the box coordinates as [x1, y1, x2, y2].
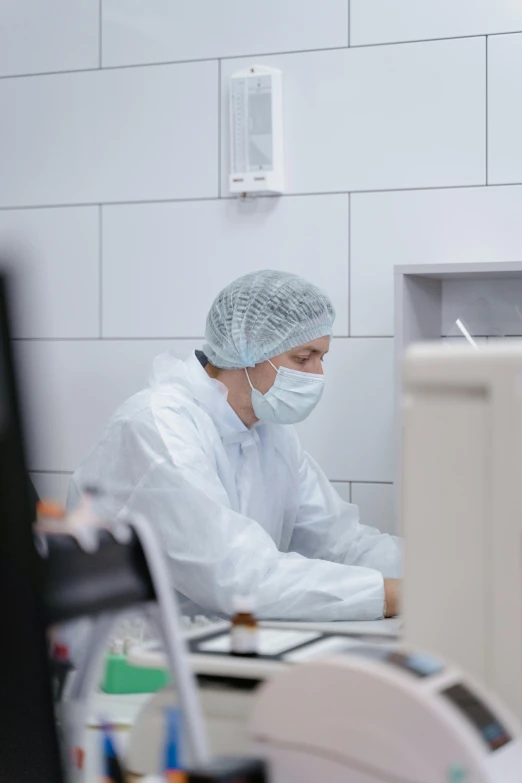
[230, 595, 259, 657]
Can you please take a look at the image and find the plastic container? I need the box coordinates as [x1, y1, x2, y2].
[101, 652, 170, 694]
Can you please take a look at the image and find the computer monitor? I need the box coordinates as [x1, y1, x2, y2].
[401, 341, 522, 722]
[0, 272, 64, 782]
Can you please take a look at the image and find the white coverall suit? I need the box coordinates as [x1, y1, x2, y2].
[69, 350, 402, 621]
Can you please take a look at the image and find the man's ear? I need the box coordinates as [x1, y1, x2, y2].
[205, 363, 222, 379]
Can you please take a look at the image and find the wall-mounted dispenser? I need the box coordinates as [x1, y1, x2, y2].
[229, 65, 284, 195]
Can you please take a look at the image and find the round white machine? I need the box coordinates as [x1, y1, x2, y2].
[248, 645, 522, 783]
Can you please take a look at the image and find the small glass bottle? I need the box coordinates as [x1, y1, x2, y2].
[230, 595, 259, 657]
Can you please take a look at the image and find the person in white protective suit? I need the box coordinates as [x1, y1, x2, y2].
[68, 270, 402, 620]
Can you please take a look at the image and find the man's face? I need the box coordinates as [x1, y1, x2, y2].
[247, 335, 330, 396]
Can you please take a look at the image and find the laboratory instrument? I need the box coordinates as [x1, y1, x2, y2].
[249, 643, 522, 782]
[125, 625, 398, 772]
[401, 341, 522, 720]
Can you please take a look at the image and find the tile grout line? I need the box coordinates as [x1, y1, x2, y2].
[347, 193, 351, 337]
[6, 179, 522, 214]
[347, 0, 351, 47]
[98, 205, 103, 337]
[221, 182, 497, 197]
[0, 30, 515, 82]
[218, 59, 222, 198]
[12, 335, 394, 343]
[13, 337, 206, 343]
[485, 35, 489, 185]
[350, 31, 489, 49]
[99, 0, 103, 68]
[332, 480, 394, 486]
[0, 196, 219, 211]
[352, 480, 393, 485]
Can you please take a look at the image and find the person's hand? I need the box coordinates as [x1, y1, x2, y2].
[383, 578, 401, 617]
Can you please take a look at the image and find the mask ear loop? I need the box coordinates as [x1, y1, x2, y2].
[245, 359, 279, 392]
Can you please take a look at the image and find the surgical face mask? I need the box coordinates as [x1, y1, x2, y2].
[245, 359, 325, 425]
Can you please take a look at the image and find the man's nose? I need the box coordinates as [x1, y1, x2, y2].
[307, 360, 324, 375]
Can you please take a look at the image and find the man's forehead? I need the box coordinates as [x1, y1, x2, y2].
[290, 340, 330, 353]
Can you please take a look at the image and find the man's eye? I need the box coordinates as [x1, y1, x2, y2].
[296, 356, 309, 364]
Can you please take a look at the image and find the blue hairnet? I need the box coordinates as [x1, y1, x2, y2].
[203, 270, 335, 369]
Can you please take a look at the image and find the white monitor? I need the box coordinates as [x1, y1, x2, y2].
[401, 341, 522, 720]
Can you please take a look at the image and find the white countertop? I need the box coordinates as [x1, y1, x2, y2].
[261, 617, 401, 637]
[85, 617, 400, 780]
[126, 617, 400, 675]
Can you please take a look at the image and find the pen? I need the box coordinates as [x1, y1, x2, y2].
[164, 708, 187, 783]
[101, 721, 126, 783]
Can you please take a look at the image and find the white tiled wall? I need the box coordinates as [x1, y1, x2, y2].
[30, 472, 73, 506]
[18, 339, 199, 473]
[102, 0, 349, 66]
[488, 33, 522, 185]
[0, 207, 100, 338]
[102, 196, 349, 337]
[350, 186, 522, 336]
[2, 1, 521, 534]
[0, 0, 100, 77]
[352, 483, 395, 536]
[332, 483, 352, 505]
[297, 338, 394, 483]
[0, 62, 218, 208]
[441, 279, 522, 337]
[350, 1, 522, 45]
[220, 39, 485, 195]
[332, 482, 395, 535]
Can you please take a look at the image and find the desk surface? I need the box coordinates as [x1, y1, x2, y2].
[87, 618, 400, 780]
[127, 617, 400, 675]
[262, 617, 400, 637]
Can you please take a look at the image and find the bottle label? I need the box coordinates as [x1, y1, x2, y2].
[231, 625, 258, 655]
